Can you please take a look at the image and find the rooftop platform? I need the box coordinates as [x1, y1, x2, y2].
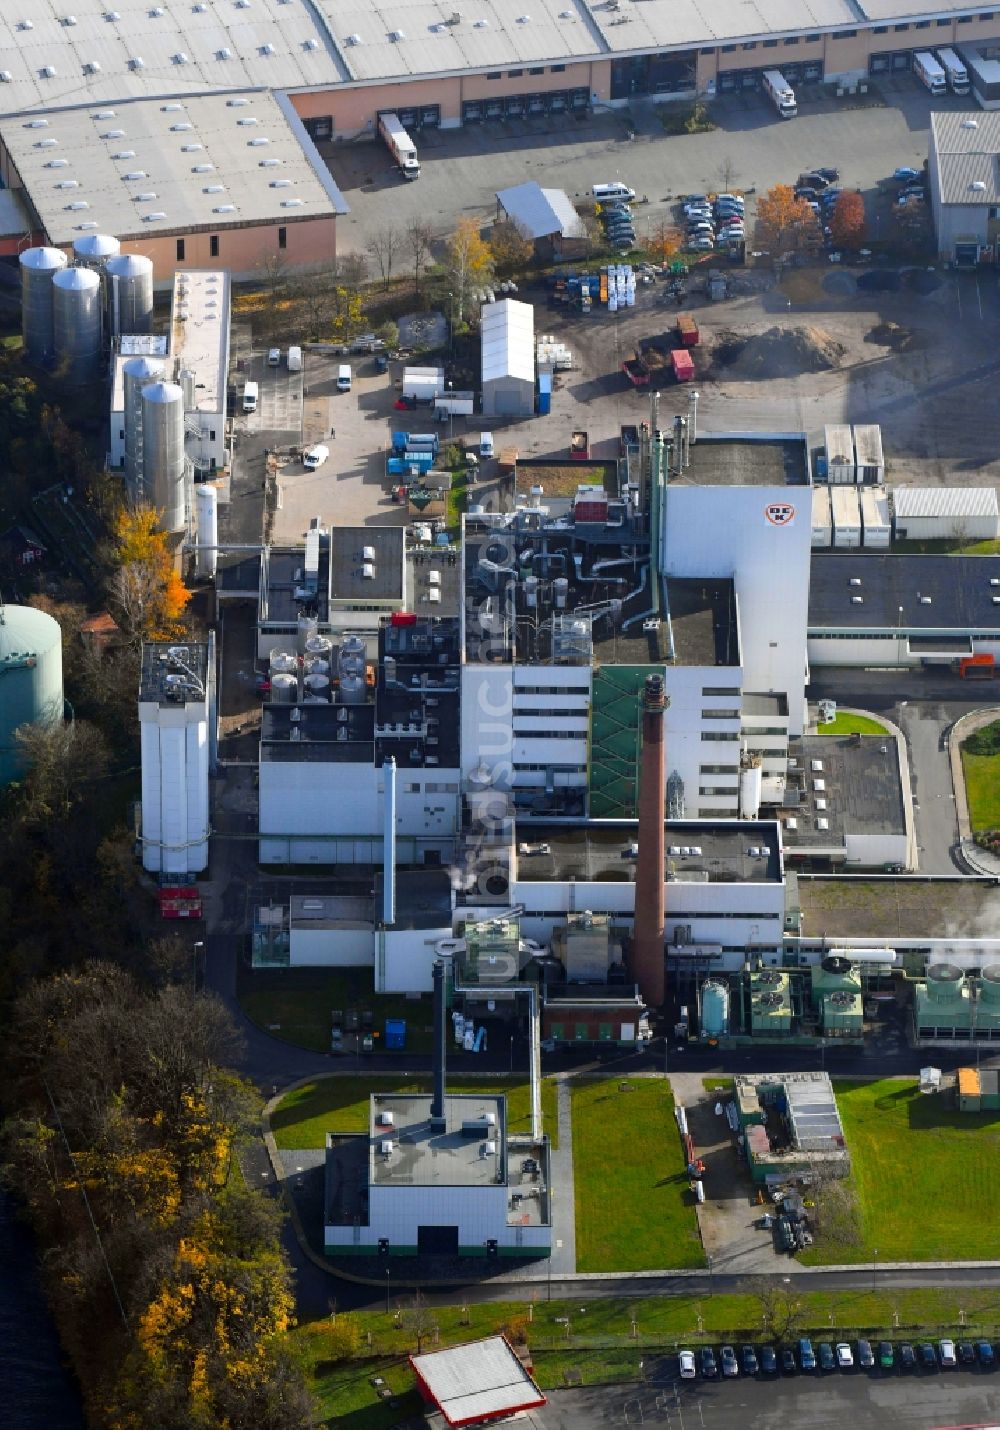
[666, 578, 739, 667]
[809, 553, 1000, 632]
[371, 1093, 506, 1189]
[139, 640, 208, 705]
[673, 436, 809, 488]
[516, 820, 782, 884]
[782, 735, 906, 849]
[331, 526, 404, 605]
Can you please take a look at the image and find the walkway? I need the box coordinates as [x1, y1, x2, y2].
[548, 1078, 577, 1277]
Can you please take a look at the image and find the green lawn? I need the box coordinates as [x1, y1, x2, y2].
[238, 966, 432, 1054]
[571, 1079, 703, 1272]
[816, 713, 887, 736]
[961, 747, 1000, 832]
[271, 1075, 558, 1150]
[803, 1078, 1000, 1264]
[289, 1286, 1000, 1425]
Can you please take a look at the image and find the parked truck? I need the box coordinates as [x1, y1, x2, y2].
[671, 349, 695, 383]
[392, 431, 439, 455]
[622, 351, 651, 387]
[570, 430, 589, 459]
[378, 111, 420, 178]
[676, 313, 700, 347]
[913, 51, 947, 95]
[937, 47, 970, 93]
[762, 69, 797, 119]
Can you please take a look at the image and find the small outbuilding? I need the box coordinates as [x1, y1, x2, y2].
[891, 486, 1000, 543]
[496, 181, 585, 260]
[411, 1336, 546, 1427]
[480, 299, 535, 418]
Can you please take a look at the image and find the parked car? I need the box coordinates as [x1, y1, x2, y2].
[798, 1339, 816, 1372]
[780, 1347, 797, 1374]
[741, 1345, 759, 1376]
[759, 1345, 778, 1374]
[684, 204, 713, 220]
[715, 199, 744, 214]
[678, 1349, 696, 1380]
[957, 1342, 976, 1366]
[893, 165, 921, 182]
[818, 1343, 835, 1372]
[977, 1340, 995, 1366]
[858, 1340, 875, 1369]
[682, 193, 709, 207]
[814, 167, 841, 182]
[720, 1346, 739, 1378]
[518, 842, 551, 857]
[799, 171, 831, 189]
[918, 1342, 937, 1370]
[700, 1347, 718, 1378]
[686, 237, 715, 252]
[302, 443, 330, 470]
[878, 1341, 895, 1370]
[899, 1342, 917, 1370]
[836, 1343, 854, 1369]
[939, 1339, 957, 1368]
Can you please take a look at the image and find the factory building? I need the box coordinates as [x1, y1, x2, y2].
[890, 486, 1000, 544]
[325, 964, 551, 1259]
[736, 1072, 850, 1185]
[913, 961, 1000, 1045]
[929, 109, 1000, 266]
[808, 553, 1000, 669]
[0, 92, 346, 285]
[138, 641, 214, 877]
[480, 299, 535, 419]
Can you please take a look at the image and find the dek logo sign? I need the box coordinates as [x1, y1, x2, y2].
[764, 501, 795, 527]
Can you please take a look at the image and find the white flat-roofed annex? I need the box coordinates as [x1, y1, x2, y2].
[0, 88, 345, 246]
[171, 268, 229, 415]
[410, 1337, 546, 1428]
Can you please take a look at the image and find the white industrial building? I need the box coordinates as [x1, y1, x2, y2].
[853, 424, 885, 485]
[891, 486, 1000, 544]
[480, 299, 534, 418]
[824, 424, 855, 485]
[139, 640, 214, 876]
[860, 487, 891, 548]
[812, 486, 832, 548]
[928, 109, 1000, 266]
[831, 486, 862, 548]
[808, 553, 1000, 669]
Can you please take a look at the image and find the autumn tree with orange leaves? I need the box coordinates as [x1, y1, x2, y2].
[829, 190, 867, 251]
[110, 503, 191, 644]
[755, 183, 821, 259]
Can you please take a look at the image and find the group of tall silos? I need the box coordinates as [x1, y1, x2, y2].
[20, 235, 153, 382]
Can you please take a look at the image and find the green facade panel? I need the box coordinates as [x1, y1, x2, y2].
[590, 664, 661, 818]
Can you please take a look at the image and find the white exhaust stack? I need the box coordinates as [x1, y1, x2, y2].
[383, 756, 397, 925]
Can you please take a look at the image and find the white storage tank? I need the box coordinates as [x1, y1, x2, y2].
[0, 604, 65, 786]
[304, 634, 333, 663]
[20, 246, 68, 364]
[270, 672, 298, 703]
[123, 355, 165, 497]
[72, 232, 120, 272]
[303, 655, 330, 676]
[269, 649, 298, 675]
[106, 252, 154, 336]
[195, 484, 218, 579]
[339, 634, 366, 678]
[297, 612, 319, 654]
[811, 486, 832, 548]
[141, 382, 186, 533]
[824, 424, 855, 486]
[860, 486, 890, 549]
[831, 486, 862, 548]
[303, 673, 330, 698]
[52, 266, 103, 384]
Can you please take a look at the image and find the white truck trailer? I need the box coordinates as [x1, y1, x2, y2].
[912, 51, 947, 95]
[378, 111, 420, 179]
[936, 47, 970, 94]
[762, 70, 797, 118]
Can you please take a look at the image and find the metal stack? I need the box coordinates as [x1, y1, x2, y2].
[106, 252, 154, 337]
[52, 266, 103, 384]
[123, 355, 166, 498]
[141, 382, 186, 533]
[20, 247, 68, 364]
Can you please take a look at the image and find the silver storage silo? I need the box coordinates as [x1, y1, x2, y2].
[52, 266, 103, 384]
[0, 604, 64, 786]
[268, 650, 298, 676]
[20, 246, 68, 365]
[179, 368, 197, 409]
[123, 355, 165, 499]
[339, 673, 365, 704]
[106, 252, 154, 337]
[339, 634, 366, 679]
[141, 382, 186, 533]
[297, 612, 319, 654]
[72, 232, 120, 272]
[195, 484, 218, 580]
[270, 672, 298, 704]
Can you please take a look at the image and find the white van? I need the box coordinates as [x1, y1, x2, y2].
[242, 380, 258, 413]
[479, 432, 495, 458]
[302, 443, 329, 470]
[592, 181, 636, 203]
[267, 347, 281, 367]
[287, 345, 302, 373]
[336, 363, 352, 392]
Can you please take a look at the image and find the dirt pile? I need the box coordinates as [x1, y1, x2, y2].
[713, 325, 846, 378]
[866, 320, 918, 352]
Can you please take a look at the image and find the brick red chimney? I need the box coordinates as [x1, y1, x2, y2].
[632, 673, 667, 1006]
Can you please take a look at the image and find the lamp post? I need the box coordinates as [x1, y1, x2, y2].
[872, 1246, 878, 1293]
[193, 940, 204, 994]
[385, 1267, 391, 1315]
[896, 606, 904, 668]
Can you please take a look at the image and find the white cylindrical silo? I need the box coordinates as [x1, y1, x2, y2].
[195, 484, 218, 580]
[20, 246, 68, 364]
[297, 612, 319, 654]
[141, 382, 186, 533]
[106, 252, 154, 337]
[73, 233, 120, 272]
[123, 355, 165, 498]
[52, 266, 103, 385]
[270, 672, 298, 704]
[339, 634, 366, 679]
[179, 368, 197, 409]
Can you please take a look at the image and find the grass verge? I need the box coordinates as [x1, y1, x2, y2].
[802, 1078, 1000, 1264]
[961, 746, 1000, 833]
[816, 713, 887, 735]
[272, 1075, 559, 1150]
[572, 1078, 703, 1272]
[289, 1287, 1000, 1426]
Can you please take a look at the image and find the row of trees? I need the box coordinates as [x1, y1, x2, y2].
[1, 965, 312, 1427]
[756, 184, 867, 258]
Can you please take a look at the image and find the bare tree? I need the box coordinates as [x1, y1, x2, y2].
[369, 224, 401, 291]
[400, 1291, 438, 1353]
[335, 251, 369, 288]
[286, 264, 337, 339]
[743, 1277, 805, 1341]
[407, 219, 434, 297]
[13, 720, 110, 826]
[716, 154, 739, 193]
[805, 1157, 862, 1254]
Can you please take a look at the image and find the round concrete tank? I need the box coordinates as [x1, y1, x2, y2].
[123, 355, 165, 497]
[72, 232, 120, 271]
[926, 963, 964, 1002]
[195, 484, 218, 580]
[20, 246, 68, 364]
[270, 672, 297, 704]
[979, 965, 1000, 1005]
[269, 650, 298, 675]
[339, 673, 365, 704]
[52, 266, 103, 384]
[700, 980, 730, 1039]
[106, 252, 154, 336]
[0, 604, 64, 786]
[297, 612, 319, 654]
[141, 382, 186, 533]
